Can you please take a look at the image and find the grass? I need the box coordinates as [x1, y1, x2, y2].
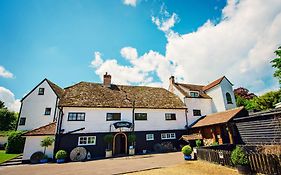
[0, 150, 20, 164]
[126, 160, 238, 175]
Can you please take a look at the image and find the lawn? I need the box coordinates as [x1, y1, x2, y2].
[127, 160, 238, 175]
[0, 150, 20, 164]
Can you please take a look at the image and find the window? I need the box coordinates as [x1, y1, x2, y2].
[78, 136, 96, 145]
[161, 133, 176, 140]
[226, 92, 233, 104]
[68, 113, 85, 121]
[165, 113, 176, 120]
[106, 113, 121, 121]
[146, 134, 154, 141]
[38, 88, 44, 95]
[19, 118, 26, 125]
[193, 109, 201, 116]
[45, 108, 51, 115]
[135, 113, 147, 120]
[189, 91, 199, 97]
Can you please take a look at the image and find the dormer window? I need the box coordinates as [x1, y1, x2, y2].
[189, 91, 199, 97]
[226, 92, 233, 104]
[38, 88, 44, 95]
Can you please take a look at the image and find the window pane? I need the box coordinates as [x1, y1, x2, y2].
[135, 113, 147, 120]
[165, 113, 176, 120]
[19, 118, 26, 125]
[193, 110, 201, 116]
[107, 113, 121, 121]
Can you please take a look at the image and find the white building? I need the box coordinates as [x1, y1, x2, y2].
[168, 76, 236, 126]
[20, 73, 187, 162]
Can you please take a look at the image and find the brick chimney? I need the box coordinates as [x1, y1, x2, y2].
[169, 76, 175, 85]
[103, 72, 111, 87]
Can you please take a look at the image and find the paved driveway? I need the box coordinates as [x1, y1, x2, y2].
[0, 152, 184, 175]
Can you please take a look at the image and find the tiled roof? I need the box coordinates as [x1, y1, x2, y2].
[181, 133, 203, 141]
[192, 107, 245, 128]
[46, 79, 64, 98]
[203, 76, 233, 91]
[24, 122, 56, 136]
[59, 82, 186, 109]
[174, 83, 212, 99]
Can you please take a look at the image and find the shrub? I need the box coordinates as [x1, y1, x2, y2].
[231, 146, 249, 165]
[55, 150, 67, 159]
[5, 131, 25, 154]
[181, 145, 192, 156]
[196, 139, 202, 148]
[128, 134, 136, 145]
[103, 134, 113, 150]
[40, 137, 54, 155]
[212, 141, 219, 146]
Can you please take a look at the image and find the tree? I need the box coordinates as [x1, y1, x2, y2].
[0, 100, 6, 109]
[234, 87, 256, 100]
[271, 46, 281, 85]
[0, 108, 18, 131]
[5, 131, 25, 153]
[40, 137, 54, 155]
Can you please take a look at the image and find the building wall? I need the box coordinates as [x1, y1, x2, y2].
[206, 78, 236, 112]
[18, 80, 58, 131]
[60, 107, 187, 133]
[184, 98, 213, 126]
[57, 129, 186, 158]
[220, 78, 237, 110]
[22, 136, 55, 161]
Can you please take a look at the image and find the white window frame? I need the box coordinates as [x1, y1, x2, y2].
[161, 133, 176, 140]
[146, 134, 154, 141]
[78, 136, 96, 146]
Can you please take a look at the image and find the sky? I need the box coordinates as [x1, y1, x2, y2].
[0, 0, 281, 112]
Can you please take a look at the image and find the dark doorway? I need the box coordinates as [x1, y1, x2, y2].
[221, 125, 230, 143]
[114, 133, 126, 155]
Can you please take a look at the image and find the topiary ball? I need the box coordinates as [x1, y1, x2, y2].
[181, 145, 192, 156]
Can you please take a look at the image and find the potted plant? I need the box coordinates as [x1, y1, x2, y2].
[181, 145, 192, 160]
[55, 150, 67, 163]
[128, 133, 136, 155]
[40, 136, 54, 163]
[193, 139, 202, 154]
[103, 134, 113, 157]
[231, 146, 251, 175]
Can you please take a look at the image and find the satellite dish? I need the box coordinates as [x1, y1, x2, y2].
[70, 147, 87, 161]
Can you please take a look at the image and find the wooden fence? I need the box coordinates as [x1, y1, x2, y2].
[197, 148, 281, 175]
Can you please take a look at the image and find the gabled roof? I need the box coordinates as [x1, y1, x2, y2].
[21, 78, 64, 102]
[59, 82, 186, 109]
[24, 122, 56, 136]
[192, 107, 246, 128]
[202, 76, 233, 91]
[173, 83, 212, 99]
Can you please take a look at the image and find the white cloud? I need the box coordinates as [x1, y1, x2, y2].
[0, 87, 20, 112]
[123, 0, 137, 7]
[90, 52, 104, 68]
[91, 0, 281, 94]
[0, 66, 14, 78]
[152, 12, 179, 34]
[164, 0, 281, 93]
[120, 47, 138, 60]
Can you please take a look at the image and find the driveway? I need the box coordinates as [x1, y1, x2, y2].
[0, 152, 184, 175]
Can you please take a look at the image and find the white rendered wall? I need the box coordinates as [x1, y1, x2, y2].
[206, 78, 236, 112]
[22, 136, 54, 160]
[184, 98, 213, 126]
[61, 107, 187, 133]
[220, 78, 237, 110]
[18, 80, 58, 131]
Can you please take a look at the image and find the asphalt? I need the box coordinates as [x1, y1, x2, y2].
[0, 152, 184, 175]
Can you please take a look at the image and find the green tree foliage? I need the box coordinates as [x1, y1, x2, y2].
[0, 100, 6, 109]
[231, 146, 249, 165]
[0, 108, 18, 131]
[5, 131, 25, 154]
[271, 46, 281, 85]
[181, 145, 192, 156]
[40, 137, 54, 155]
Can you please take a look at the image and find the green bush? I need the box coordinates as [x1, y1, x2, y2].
[40, 137, 54, 155]
[231, 146, 249, 165]
[55, 150, 67, 159]
[181, 145, 192, 156]
[5, 131, 25, 154]
[212, 142, 219, 146]
[103, 134, 113, 150]
[128, 134, 136, 145]
[195, 139, 202, 147]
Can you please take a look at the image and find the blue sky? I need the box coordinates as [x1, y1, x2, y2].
[1, 0, 281, 111]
